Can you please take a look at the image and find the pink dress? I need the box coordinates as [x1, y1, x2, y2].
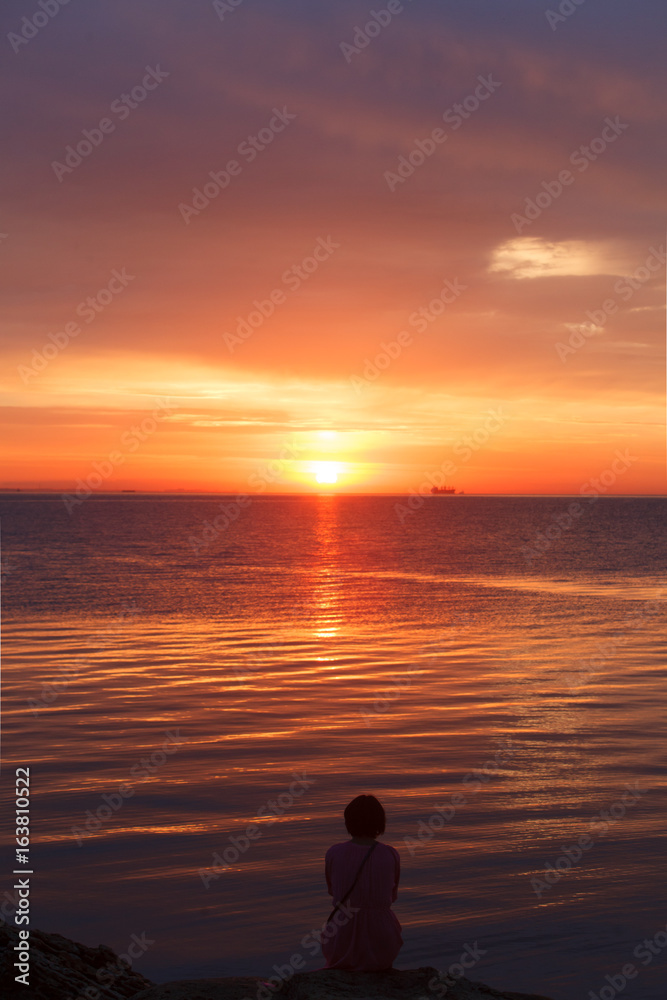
[321, 841, 403, 972]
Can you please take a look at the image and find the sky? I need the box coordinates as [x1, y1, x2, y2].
[1, 0, 665, 494]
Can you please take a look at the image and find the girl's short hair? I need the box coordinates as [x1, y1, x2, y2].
[344, 794, 386, 837]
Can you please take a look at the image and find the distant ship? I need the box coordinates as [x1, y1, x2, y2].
[430, 485, 463, 495]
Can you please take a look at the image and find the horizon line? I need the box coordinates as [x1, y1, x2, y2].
[1, 489, 666, 499]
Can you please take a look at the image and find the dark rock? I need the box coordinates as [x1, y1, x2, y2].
[0, 923, 153, 1000]
[0, 926, 554, 1000]
[132, 966, 555, 1000]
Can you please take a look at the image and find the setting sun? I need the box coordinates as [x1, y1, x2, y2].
[313, 461, 339, 484]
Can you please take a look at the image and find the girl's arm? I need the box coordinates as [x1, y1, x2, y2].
[325, 850, 333, 896]
[392, 849, 400, 902]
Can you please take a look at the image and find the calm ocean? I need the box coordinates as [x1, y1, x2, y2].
[1, 494, 666, 999]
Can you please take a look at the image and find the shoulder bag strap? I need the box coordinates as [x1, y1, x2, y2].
[326, 841, 378, 925]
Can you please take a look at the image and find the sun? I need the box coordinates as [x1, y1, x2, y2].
[313, 461, 339, 484]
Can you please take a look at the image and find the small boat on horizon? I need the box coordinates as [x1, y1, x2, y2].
[430, 485, 464, 495]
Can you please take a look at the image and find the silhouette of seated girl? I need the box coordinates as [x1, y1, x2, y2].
[320, 794, 403, 972]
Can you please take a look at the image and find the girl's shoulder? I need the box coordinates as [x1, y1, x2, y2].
[325, 841, 349, 856]
[325, 841, 400, 856]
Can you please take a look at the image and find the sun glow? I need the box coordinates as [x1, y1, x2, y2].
[313, 461, 339, 484]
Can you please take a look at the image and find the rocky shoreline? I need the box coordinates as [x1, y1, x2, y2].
[132, 967, 556, 1000]
[0, 923, 152, 1000]
[0, 924, 554, 1000]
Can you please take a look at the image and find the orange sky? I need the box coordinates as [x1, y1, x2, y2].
[1, 1, 665, 494]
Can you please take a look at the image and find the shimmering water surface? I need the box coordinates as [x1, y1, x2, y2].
[1, 495, 666, 999]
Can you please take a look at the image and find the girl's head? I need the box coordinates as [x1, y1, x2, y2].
[344, 794, 386, 838]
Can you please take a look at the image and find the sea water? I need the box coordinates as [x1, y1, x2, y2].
[1, 494, 665, 999]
